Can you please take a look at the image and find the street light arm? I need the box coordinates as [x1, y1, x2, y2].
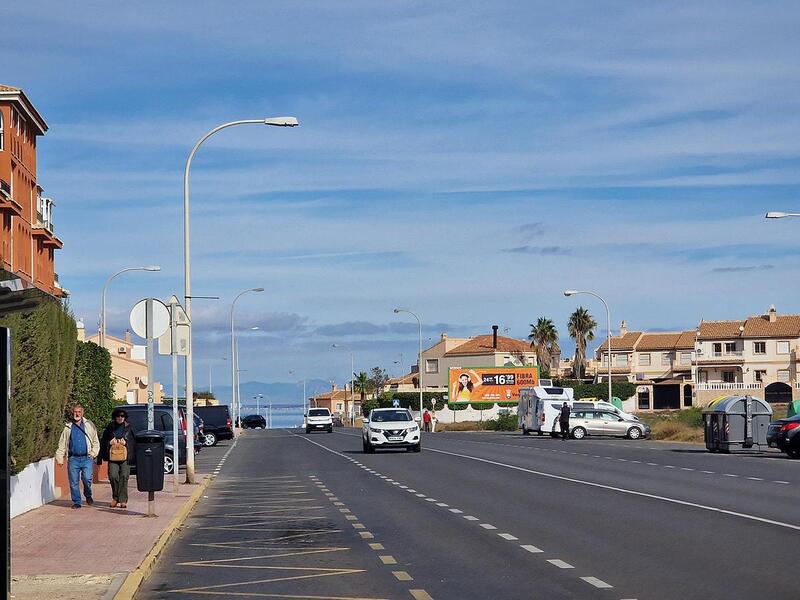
[100, 265, 161, 348]
[563, 289, 612, 403]
[393, 307, 423, 423]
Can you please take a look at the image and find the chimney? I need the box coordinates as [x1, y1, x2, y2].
[492, 325, 499, 349]
[331, 382, 338, 391]
[768, 305, 777, 323]
[124, 330, 132, 345]
[441, 333, 448, 341]
[620, 320, 627, 336]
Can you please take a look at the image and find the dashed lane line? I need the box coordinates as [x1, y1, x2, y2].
[548, 559, 574, 569]
[581, 576, 614, 589]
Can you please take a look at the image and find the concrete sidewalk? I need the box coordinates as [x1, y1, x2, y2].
[11, 474, 204, 600]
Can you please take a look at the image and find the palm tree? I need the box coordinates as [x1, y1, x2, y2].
[567, 307, 597, 379]
[528, 317, 559, 376]
[353, 371, 371, 402]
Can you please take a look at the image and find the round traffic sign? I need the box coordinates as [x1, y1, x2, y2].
[129, 298, 171, 339]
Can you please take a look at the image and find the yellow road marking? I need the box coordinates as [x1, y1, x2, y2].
[169, 567, 367, 593]
[345, 515, 358, 521]
[409, 590, 434, 600]
[368, 543, 384, 550]
[392, 571, 413, 581]
[359, 532, 374, 539]
[379, 556, 397, 565]
[352, 523, 365, 529]
[178, 548, 350, 565]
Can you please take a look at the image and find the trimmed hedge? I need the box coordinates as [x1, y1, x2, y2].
[553, 379, 636, 402]
[70, 340, 115, 430]
[380, 392, 446, 411]
[1, 300, 77, 474]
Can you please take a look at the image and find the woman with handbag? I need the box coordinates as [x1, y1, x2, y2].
[100, 408, 136, 508]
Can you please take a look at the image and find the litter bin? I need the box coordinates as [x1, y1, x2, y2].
[135, 430, 165, 492]
[702, 395, 773, 453]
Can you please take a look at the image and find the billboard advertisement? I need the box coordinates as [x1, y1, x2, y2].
[448, 366, 539, 403]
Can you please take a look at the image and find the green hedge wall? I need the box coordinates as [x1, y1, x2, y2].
[70, 340, 115, 431]
[379, 392, 446, 411]
[553, 379, 636, 402]
[0, 300, 77, 474]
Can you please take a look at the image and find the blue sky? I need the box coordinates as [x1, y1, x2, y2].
[6, 2, 800, 397]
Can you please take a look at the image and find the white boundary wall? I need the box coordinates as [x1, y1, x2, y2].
[10, 457, 58, 518]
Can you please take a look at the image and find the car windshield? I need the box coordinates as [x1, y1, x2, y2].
[371, 410, 412, 422]
[309, 409, 329, 417]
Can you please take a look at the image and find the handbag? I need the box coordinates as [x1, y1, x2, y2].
[109, 437, 128, 462]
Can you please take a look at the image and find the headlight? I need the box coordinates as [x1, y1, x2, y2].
[369, 427, 382, 434]
[409, 426, 419, 432]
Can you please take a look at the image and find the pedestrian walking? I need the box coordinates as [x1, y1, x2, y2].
[559, 401, 571, 440]
[422, 409, 432, 432]
[430, 406, 437, 433]
[55, 404, 100, 509]
[99, 407, 136, 509]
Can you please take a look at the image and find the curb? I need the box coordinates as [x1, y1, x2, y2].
[112, 476, 211, 600]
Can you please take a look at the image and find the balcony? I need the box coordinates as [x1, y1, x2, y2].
[32, 218, 63, 248]
[696, 382, 762, 391]
[0, 179, 22, 215]
[697, 350, 744, 364]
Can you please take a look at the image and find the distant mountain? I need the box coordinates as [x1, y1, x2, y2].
[211, 379, 331, 408]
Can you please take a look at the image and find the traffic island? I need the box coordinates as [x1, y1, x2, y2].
[10, 475, 209, 600]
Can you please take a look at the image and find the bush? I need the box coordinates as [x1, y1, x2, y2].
[1, 299, 77, 474]
[485, 413, 518, 431]
[70, 340, 115, 429]
[361, 397, 380, 416]
[448, 402, 468, 411]
[553, 379, 636, 402]
[470, 402, 495, 410]
[382, 392, 446, 411]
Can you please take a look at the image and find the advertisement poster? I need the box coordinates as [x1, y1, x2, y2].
[448, 366, 539, 403]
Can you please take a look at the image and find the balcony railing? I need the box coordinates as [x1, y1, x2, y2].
[0, 178, 10, 198]
[696, 382, 762, 391]
[697, 350, 744, 362]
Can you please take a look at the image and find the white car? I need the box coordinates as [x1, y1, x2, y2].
[362, 408, 421, 453]
[305, 408, 333, 433]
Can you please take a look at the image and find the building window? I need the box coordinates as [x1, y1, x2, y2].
[615, 354, 628, 366]
[754, 370, 767, 383]
[637, 389, 650, 410]
[777, 341, 790, 355]
[713, 343, 722, 357]
[661, 352, 671, 366]
[724, 342, 737, 354]
[336, 402, 343, 411]
[425, 359, 439, 374]
[680, 352, 692, 365]
[753, 341, 766, 354]
[722, 371, 735, 383]
[778, 370, 790, 383]
[639, 353, 651, 366]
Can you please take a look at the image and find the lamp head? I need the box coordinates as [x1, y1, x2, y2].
[144, 265, 161, 271]
[250, 326, 260, 331]
[765, 212, 788, 219]
[264, 116, 299, 127]
[563, 290, 578, 297]
[253, 287, 265, 292]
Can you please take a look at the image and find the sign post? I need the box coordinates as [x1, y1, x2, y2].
[2, 328, 10, 600]
[159, 296, 189, 494]
[130, 298, 170, 516]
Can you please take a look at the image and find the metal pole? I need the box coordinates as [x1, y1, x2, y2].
[350, 353, 355, 426]
[170, 300, 180, 495]
[145, 298, 156, 516]
[303, 379, 306, 416]
[101, 266, 159, 349]
[417, 316, 423, 423]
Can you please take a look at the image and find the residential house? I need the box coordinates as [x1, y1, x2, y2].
[0, 85, 65, 297]
[309, 383, 359, 420]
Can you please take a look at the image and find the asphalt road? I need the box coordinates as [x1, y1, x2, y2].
[139, 428, 800, 599]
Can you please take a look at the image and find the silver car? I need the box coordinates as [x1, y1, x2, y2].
[569, 410, 650, 440]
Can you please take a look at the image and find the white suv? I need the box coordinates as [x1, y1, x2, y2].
[362, 408, 421, 453]
[305, 408, 333, 433]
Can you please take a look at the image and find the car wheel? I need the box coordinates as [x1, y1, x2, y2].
[327, 427, 333, 433]
[571, 427, 586, 440]
[627, 427, 642, 440]
[306, 428, 311, 434]
[203, 432, 217, 446]
[163, 453, 174, 474]
[786, 448, 800, 459]
[413, 443, 421, 453]
[364, 440, 375, 454]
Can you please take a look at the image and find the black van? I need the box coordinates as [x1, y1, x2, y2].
[124, 405, 202, 474]
[194, 405, 234, 446]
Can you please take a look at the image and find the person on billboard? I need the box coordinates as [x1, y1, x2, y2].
[452, 370, 483, 403]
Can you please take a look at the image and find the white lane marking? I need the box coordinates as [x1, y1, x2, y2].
[701, 470, 714, 474]
[498, 533, 518, 540]
[647, 463, 658, 466]
[664, 465, 675, 469]
[480, 523, 497, 530]
[774, 481, 790, 485]
[425, 498, 437, 502]
[416, 493, 426, 497]
[426, 447, 800, 532]
[521, 544, 543, 553]
[449, 508, 463, 514]
[723, 474, 739, 478]
[747, 477, 764, 481]
[581, 576, 613, 589]
[399, 485, 408, 489]
[407, 489, 417, 493]
[436, 502, 449, 507]
[463, 515, 479, 521]
[681, 468, 694, 471]
[548, 559, 574, 569]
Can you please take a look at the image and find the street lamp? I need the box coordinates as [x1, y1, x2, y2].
[230, 286, 264, 430]
[332, 344, 355, 425]
[233, 321, 261, 430]
[765, 212, 800, 219]
[289, 369, 307, 417]
[183, 117, 298, 483]
[394, 308, 423, 423]
[100, 265, 160, 348]
[564, 290, 613, 405]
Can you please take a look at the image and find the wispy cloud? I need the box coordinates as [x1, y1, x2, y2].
[501, 246, 572, 255]
[710, 264, 774, 273]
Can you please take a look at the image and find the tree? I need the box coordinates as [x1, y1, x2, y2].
[70, 340, 115, 428]
[567, 307, 596, 379]
[353, 371, 371, 402]
[194, 390, 216, 400]
[369, 366, 389, 399]
[528, 317, 559, 376]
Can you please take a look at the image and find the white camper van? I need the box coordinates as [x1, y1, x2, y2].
[518, 386, 575, 436]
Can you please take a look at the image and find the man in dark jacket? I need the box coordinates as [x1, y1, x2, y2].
[559, 402, 571, 440]
[99, 408, 136, 508]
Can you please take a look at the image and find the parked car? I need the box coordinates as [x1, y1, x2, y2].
[362, 408, 421, 453]
[125, 404, 202, 474]
[306, 408, 333, 433]
[767, 414, 800, 458]
[568, 409, 650, 440]
[194, 405, 234, 446]
[242, 414, 266, 429]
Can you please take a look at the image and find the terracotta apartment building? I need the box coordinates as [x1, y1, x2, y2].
[0, 85, 64, 297]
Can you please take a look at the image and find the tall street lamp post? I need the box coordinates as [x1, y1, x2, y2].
[564, 290, 613, 405]
[234, 326, 260, 430]
[230, 289, 264, 432]
[332, 344, 355, 425]
[183, 117, 298, 483]
[100, 265, 160, 348]
[394, 308, 423, 423]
